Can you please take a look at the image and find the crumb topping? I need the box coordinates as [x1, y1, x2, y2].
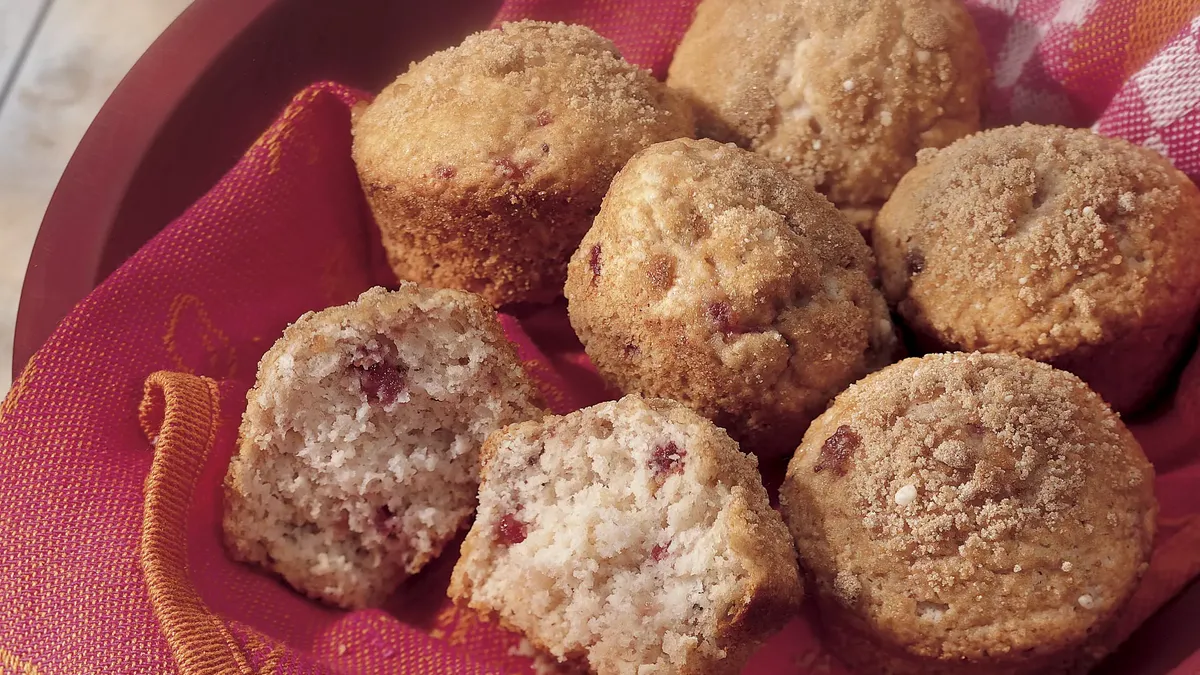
[668, 0, 987, 205]
[875, 124, 1200, 360]
[781, 352, 1156, 660]
[566, 138, 897, 454]
[354, 20, 692, 195]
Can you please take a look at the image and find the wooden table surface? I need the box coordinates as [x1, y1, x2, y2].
[0, 0, 192, 390]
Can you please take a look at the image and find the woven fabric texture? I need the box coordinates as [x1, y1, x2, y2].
[2, 1, 1200, 673]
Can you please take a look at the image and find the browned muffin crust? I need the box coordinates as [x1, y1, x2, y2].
[353, 21, 694, 305]
[779, 352, 1157, 674]
[667, 0, 986, 209]
[565, 138, 897, 457]
[873, 124, 1200, 412]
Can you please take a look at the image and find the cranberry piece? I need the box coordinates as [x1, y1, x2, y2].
[495, 512, 527, 546]
[433, 164, 456, 179]
[358, 363, 407, 406]
[814, 425, 860, 476]
[494, 157, 527, 181]
[375, 505, 394, 524]
[705, 301, 741, 336]
[651, 544, 669, 561]
[375, 505, 397, 534]
[650, 441, 686, 476]
[535, 110, 554, 126]
[589, 244, 602, 283]
[906, 249, 925, 276]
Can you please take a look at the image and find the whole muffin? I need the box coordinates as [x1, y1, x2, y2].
[352, 21, 694, 306]
[873, 124, 1200, 413]
[667, 0, 986, 212]
[565, 138, 897, 457]
[779, 352, 1157, 674]
[224, 285, 544, 608]
[449, 395, 803, 675]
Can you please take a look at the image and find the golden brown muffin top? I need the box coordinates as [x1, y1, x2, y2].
[353, 21, 692, 198]
[667, 0, 986, 205]
[570, 137, 893, 373]
[594, 138, 873, 318]
[565, 138, 896, 451]
[874, 124, 1200, 360]
[781, 352, 1156, 663]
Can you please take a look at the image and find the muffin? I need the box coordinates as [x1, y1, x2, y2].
[564, 138, 898, 457]
[352, 21, 694, 306]
[779, 352, 1157, 674]
[667, 0, 986, 215]
[223, 284, 544, 609]
[448, 395, 803, 675]
[873, 124, 1200, 412]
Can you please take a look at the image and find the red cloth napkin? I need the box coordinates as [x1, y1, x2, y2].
[3, 1, 1200, 673]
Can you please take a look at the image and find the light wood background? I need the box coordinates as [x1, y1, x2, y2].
[0, 0, 193, 389]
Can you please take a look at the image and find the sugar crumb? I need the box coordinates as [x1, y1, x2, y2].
[834, 570, 862, 603]
[894, 484, 918, 506]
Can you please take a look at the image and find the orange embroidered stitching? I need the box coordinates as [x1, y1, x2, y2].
[252, 87, 325, 175]
[0, 646, 41, 675]
[139, 371, 254, 675]
[163, 294, 237, 378]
